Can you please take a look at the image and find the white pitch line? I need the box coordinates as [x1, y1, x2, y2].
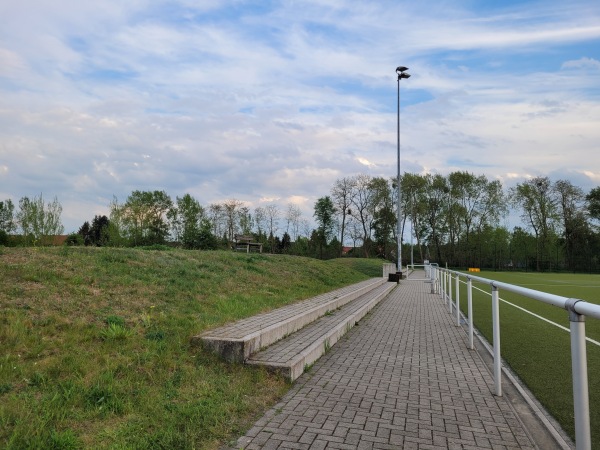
[471, 284, 600, 347]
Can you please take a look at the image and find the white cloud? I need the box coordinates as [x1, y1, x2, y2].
[357, 157, 376, 168]
[562, 57, 600, 70]
[259, 197, 281, 203]
[1, 0, 599, 232]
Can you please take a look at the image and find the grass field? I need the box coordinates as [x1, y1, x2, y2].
[0, 246, 384, 449]
[455, 270, 600, 447]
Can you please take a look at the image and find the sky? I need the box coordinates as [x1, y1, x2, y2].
[1, 0, 600, 233]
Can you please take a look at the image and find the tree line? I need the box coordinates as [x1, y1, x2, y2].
[2, 172, 600, 271]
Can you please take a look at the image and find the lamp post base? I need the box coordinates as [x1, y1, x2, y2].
[388, 271, 403, 283]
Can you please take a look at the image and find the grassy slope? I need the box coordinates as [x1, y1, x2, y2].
[0, 247, 383, 449]
[460, 271, 600, 447]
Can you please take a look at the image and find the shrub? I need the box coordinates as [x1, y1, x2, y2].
[64, 233, 84, 246]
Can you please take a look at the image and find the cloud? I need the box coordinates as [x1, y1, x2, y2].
[357, 157, 376, 168]
[562, 57, 600, 70]
[1, 0, 599, 233]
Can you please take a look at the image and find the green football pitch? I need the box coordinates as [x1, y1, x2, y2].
[452, 270, 600, 447]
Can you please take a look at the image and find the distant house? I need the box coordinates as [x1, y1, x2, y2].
[8, 234, 69, 246]
[43, 235, 68, 246]
[341, 246, 353, 255]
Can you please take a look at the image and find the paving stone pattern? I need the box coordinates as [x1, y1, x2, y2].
[248, 283, 393, 366]
[235, 275, 538, 449]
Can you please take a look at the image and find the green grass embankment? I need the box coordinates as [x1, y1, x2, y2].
[0, 247, 384, 449]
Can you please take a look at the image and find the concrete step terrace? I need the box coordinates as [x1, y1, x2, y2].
[247, 281, 396, 381]
[192, 277, 389, 363]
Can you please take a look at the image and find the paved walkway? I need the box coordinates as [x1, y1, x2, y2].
[234, 275, 544, 449]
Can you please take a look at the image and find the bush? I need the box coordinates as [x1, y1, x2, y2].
[196, 227, 218, 250]
[64, 233, 84, 246]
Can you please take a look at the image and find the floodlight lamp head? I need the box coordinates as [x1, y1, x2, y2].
[396, 66, 409, 73]
[399, 73, 411, 79]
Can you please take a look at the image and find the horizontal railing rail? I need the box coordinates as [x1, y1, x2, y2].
[431, 266, 600, 450]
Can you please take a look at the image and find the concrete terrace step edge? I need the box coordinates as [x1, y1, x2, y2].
[247, 282, 396, 381]
[193, 277, 387, 363]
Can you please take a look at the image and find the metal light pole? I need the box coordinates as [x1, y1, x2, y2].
[396, 66, 410, 276]
[410, 195, 414, 269]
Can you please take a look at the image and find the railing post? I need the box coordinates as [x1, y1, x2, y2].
[442, 270, 446, 299]
[441, 270, 446, 301]
[492, 284, 502, 396]
[448, 272, 453, 314]
[467, 277, 474, 350]
[430, 267, 436, 294]
[455, 273, 460, 326]
[566, 299, 591, 450]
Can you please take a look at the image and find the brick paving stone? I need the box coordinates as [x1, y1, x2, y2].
[233, 274, 546, 449]
[279, 443, 309, 450]
[298, 432, 316, 445]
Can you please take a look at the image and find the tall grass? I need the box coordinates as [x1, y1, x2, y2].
[459, 271, 600, 447]
[0, 247, 383, 449]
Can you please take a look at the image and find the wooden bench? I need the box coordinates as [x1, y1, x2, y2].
[234, 234, 263, 253]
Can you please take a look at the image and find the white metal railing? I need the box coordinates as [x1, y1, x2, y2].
[431, 266, 600, 450]
[404, 264, 437, 289]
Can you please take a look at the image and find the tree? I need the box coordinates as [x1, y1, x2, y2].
[264, 204, 280, 253]
[168, 194, 205, 249]
[117, 190, 173, 246]
[586, 187, 600, 225]
[510, 177, 559, 271]
[347, 216, 363, 251]
[222, 199, 244, 244]
[77, 221, 92, 245]
[16, 194, 64, 245]
[300, 218, 311, 240]
[86, 215, 110, 246]
[350, 174, 376, 257]
[509, 227, 534, 269]
[369, 177, 395, 259]
[0, 199, 16, 234]
[208, 203, 225, 238]
[254, 206, 266, 236]
[401, 173, 428, 263]
[195, 218, 218, 250]
[448, 171, 506, 266]
[239, 206, 253, 235]
[314, 196, 336, 259]
[554, 180, 586, 270]
[108, 196, 128, 247]
[279, 232, 292, 253]
[331, 177, 356, 256]
[285, 204, 302, 242]
[421, 174, 449, 263]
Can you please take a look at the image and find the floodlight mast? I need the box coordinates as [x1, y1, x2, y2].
[396, 66, 410, 277]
